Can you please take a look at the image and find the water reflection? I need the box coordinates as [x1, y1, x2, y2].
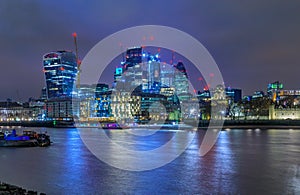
[79, 128, 197, 171]
[0, 128, 299, 194]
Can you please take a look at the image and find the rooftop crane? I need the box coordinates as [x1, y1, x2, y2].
[72, 32, 81, 88]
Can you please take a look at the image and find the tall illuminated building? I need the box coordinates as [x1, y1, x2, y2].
[76, 84, 97, 120]
[123, 47, 143, 91]
[160, 63, 174, 88]
[113, 47, 162, 122]
[144, 53, 161, 93]
[113, 47, 193, 123]
[267, 81, 283, 101]
[118, 47, 162, 93]
[43, 51, 78, 99]
[95, 83, 111, 117]
[43, 51, 78, 122]
[173, 62, 189, 100]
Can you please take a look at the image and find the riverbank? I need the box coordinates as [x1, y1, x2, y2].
[0, 120, 74, 128]
[1, 119, 300, 129]
[198, 119, 300, 129]
[0, 181, 45, 195]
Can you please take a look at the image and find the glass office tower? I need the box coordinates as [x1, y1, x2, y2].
[43, 51, 78, 99]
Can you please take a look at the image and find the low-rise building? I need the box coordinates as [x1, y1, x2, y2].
[0, 101, 41, 122]
[269, 105, 300, 120]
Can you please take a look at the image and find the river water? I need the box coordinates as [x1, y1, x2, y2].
[0, 127, 299, 194]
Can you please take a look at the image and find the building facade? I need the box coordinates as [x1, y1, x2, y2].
[267, 81, 283, 101]
[95, 83, 111, 118]
[43, 51, 78, 121]
[269, 105, 300, 120]
[43, 51, 78, 99]
[45, 98, 76, 121]
[225, 88, 242, 103]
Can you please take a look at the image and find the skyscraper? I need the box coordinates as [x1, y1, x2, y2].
[43, 51, 78, 99]
[267, 81, 283, 101]
[95, 83, 111, 117]
[144, 53, 161, 93]
[160, 63, 175, 88]
[173, 62, 189, 100]
[118, 47, 162, 93]
[122, 47, 143, 92]
[43, 51, 78, 123]
[124, 47, 143, 70]
[112, 47, 193, 123]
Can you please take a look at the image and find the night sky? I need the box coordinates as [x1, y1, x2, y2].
[1, 0, 300, 101]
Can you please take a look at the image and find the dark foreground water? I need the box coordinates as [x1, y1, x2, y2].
[0, 127, 299, 194]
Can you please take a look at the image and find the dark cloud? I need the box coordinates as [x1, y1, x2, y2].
[0, 0, 300, 100]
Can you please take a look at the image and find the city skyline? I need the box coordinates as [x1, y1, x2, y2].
[1, 1, 300, 100]
[1, 2, 300, 194]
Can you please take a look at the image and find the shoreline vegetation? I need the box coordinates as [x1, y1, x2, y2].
[0, 119, 300, 129]
[0, 181, 45, 195]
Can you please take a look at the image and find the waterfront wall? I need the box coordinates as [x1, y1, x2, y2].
[198, 119, 300, 128]
[1, 119, 300, 128]
[269, 106, 300, 120]
[0, 120, 74, 128]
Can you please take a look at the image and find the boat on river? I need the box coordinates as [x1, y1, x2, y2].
[99, 122, 130, 129]
[0, 129, 51, 147]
